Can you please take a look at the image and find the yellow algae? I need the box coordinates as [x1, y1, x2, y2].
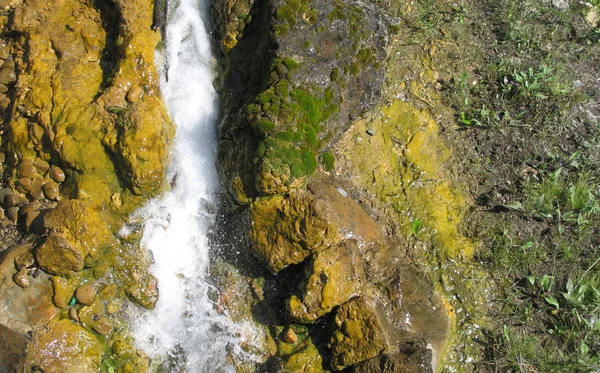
[338, 100, 475, 260]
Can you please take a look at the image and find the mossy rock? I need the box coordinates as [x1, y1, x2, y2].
[328, 297, 388, 370]
[277, 325, 329, 373]
[289, 240, 365, 323]
[249, 191, 339, 272]
[24, 319, 104, 373]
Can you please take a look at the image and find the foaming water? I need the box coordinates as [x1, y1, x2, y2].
[128, 0, 253, 370]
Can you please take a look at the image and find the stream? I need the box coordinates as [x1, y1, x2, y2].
[128, 0, 253, 370]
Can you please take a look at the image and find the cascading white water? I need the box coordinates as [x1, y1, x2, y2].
[128, 0, 256, 371]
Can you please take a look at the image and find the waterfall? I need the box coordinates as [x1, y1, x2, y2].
[127, 0, 253, 371]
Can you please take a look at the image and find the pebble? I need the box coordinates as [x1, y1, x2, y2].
[93, 317, 113, 335]
[68, 307, 80, 322]
[6, 207, 18, 223]
[49, 166, 65, 182]
[14, 251, 34, 270]
[3, 193, 16, 208]
[24, 210, 40, 230]
[282, 328, 298, 344]
[30, 175, 45, 200]
[75, 284, 96, 305]
[0, 208, 4, 220]
[1, 55, 14, 69]
[126, 85, 144, 103]
[106, 301, 120, 315]
[0, 83, 6, 93]
[15, 178, 32, 193]
[0, 67, 16, 85]
[18, 159, 37, 179]
[33, 158, 50, 174]
[20, 200, 41, 215]
[31, 124, 44, 144]
[0, 43, 8, 60]
[13, 269, 29, 288]
[42, 181, 59, 200]
[366, 129, 375, 136]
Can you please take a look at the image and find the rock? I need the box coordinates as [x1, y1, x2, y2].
[0, 244, 58, 336]
[24, 319, 104, 373]
[0, 325, 27, 373]
[29, 175, 45, 200]
[0, 43, 8, 60]
[92, 316, 112, 335]
[68, 307, 79, 322]
[282, 328, 298, 344]
[126, 85, 144, 103]
[14, 251, 34, 270]
[551, 0, 569, 9]
[350, 349, 433, 373]
[18, 159, 37, 179]
[50, 275, 81, 309]
[42, 181, 60, 200]
[328, 297, 388, 370]
[0, 67, 16, 85]
[15, 178, 32, 193]
[289, 240, 365, 323]
[278, 325, 326, 373]
[249, 191, 339, 272]
[48, 165, 65, 182]
[36, 233, 85, 276]
[13, 269, 29, 288]
[1, 55, 14, 69]
[20, 200, 40, 215]
[42, 199, 115, 264]
[0, 152, 4, 163]
[0, 208, 4, 220]
[33, 158, 50, 174]
[0, 83, 6, 93]
[75, 284, 96, 305]
[3, 193, 16, 208]
[6, 206, 18, 223]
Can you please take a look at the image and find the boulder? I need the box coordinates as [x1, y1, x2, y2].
[249, 191, 338, 272]
[289, 240, 365, 323]
[328, 297, 388, 370]
[0, 324, 27, 373]
[24, 319, 104, 373]
[278, 325, 327, 373]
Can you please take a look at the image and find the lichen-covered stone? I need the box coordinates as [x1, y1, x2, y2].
[289, 240, 365, 323]
[51, 274, 81, 309]
[249, 191, 339, 272]
[328, 297, 388, 371]
[36, 233, 85, 276]
[278, 325, 328, 373]
[24, 319, 103, 373]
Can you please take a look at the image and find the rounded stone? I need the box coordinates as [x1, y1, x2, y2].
[3, 193, 16, 208]
[68, 307, 80, 323]
[0, 208, 4, 220]
[24, 210, 40, 231]
[15, 178, 32, 193]
[126, 85, 144, 103]
[42, 181, 59, 200]
[20, 200, 41, 215]
[33, 158, 50, 174]
[106, 301, 120, 315]
[282, 328, 298, 344]
[0, 83, 7, 93]
[18, 159, 37, 179]
[75, 284, 96, 306]
[49, 166, 65, 182]
[1, 56, 14, 69]
[0, 67, 16, 85]
[6, 206, 18, 223]
[13, 269, 29, 288]
[29, 175, 45, 200]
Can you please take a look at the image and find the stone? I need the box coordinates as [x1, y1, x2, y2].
[278, 325, 326, 373]
[0, 67, 16, 85]
[48, 165, 65, 182]
[18, 159, 37, 179]
[92, 316, 112, 335]
[1, 55, 14, 69]
[350, 350, 433, 373]
[283, 328, 298, 344]
[33, 158, 50, 174]
[3, 193, 16, 207]
[14, 251, 34, 270]
[249, 191, 339, 272]
[0, 83, 7, 93]
[126, 85, 144, 103]
[6, 207, 18, 223]
[13, 269, 29, 288]
[289, 240, 365, 323]
[51, 274, 81, 309]
[15, 178, 32, 193]
[29, 175, 45, 200]
[68, 307, 79, 322]
[328, 297, 389, 370]
[75, 284, 96, 305]
[0, 325, 27, 373]
[36, 233, 85, 276]
[20, 200, 41, 215]
[42, 181, 60, 200]
[24, 319, 103, 373]
[551, 0, 569, 9]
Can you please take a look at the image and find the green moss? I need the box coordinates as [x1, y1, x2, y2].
[320, 152, 335, 171]
[276, 4, 297, 26]
[357, 47, 374, 65]
[349, 62, 360, 75]
[283, 57, 299, 70]
[277, 131, 294, 141]
[275, 80, 290, 97]
[287, 0, 301, 12]
[256, 119, 275, 135]
[330, 67, 340, 81]
[303, 125, 318, 147]
[274, 24, 290, 36]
